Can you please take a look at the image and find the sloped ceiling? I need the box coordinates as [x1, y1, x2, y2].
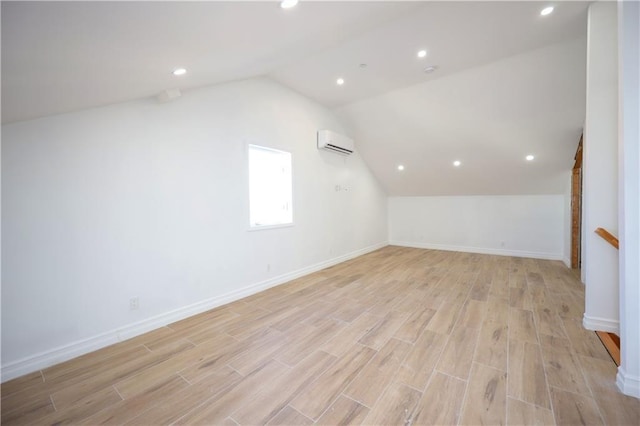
[270, 1, 588, 108]
[1, 1, 588, 196]
[0, 1, 421, 124]
[335, 38, 587, 196]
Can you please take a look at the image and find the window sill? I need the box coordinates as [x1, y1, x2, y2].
[248, 223, 294, 232]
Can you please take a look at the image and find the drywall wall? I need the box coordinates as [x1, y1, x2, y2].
[582, 1, 619, 334]
[563, 172, 573, 268]
[388, 195, 564, 259]
[1, 77, 388, 378]
[0, 133, 2, 367]
[617, 0, 640, 398]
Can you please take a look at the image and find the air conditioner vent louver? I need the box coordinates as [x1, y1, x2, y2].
[317, 130, 354, 155]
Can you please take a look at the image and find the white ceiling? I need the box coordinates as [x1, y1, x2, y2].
[1, 1, 589, 196]
[1, 1, 420, 124]
[271, 1, 588, 107]
[336, 37, 587, 196]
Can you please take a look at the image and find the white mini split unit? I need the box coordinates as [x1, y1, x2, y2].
[317, 130, 354, 155]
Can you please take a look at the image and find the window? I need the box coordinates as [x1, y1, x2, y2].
[248, 144, 293, 228]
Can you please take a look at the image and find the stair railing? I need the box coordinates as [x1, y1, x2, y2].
[595, 227, 619, 249]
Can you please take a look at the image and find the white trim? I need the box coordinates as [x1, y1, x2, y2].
[0, 241, 388, 382]
[583, 314, 620, 334]
[247, 223, 294, 232]
[562, 256, 572, 269]
[616, 366, 640, 398]
[389, 241, 563, 261]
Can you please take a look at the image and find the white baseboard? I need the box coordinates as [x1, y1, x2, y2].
[562, 256, 571, 269]
[583, 314, 620, 335]
[617, 366, 640, 398]
[389, 240, 563, 261]
[1, 241, 388, 382]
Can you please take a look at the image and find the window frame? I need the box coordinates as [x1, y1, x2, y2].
[246, 143, 294, 232]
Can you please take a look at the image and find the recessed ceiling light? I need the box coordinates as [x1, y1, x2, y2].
[526, 155, 535, 161]
[424, 65, 438, 74]
[397, 165, 405, 171]
[417, 50, 427, 58]
[280, 0, 299, 9]
[540, 6, 554, 16]
[336, 78, 345, 85]
[172, 68, 187, 76]
[453, 160, 461, 167]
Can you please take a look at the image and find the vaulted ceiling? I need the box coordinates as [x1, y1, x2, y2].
[1, 1, 589, 196]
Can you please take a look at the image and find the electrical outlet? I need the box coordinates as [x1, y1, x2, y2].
[267, 263, 271, 272]
[130, 297, 139, 311]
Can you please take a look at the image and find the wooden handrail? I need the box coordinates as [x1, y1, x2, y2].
[595, 227, 619, 249]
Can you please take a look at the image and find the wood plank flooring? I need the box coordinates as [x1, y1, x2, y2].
[2, 246, 639, 425]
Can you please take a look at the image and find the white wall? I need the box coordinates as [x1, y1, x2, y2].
[1, 122, 3, 369]
[617, 0, 640, 398]
[388, 195, 564, 260]
[1, 77, 388, 379]
[563, 172, 573, 268]
[582, 2, 619, 334]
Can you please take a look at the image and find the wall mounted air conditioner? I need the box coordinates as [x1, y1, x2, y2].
[317, 130, 354, 155]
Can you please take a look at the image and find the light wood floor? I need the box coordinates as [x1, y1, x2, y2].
[2, 246, 639, 425]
